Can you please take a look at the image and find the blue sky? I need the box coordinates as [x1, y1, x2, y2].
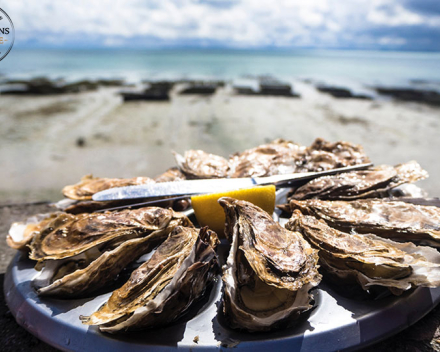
[6, 0, 440, 51]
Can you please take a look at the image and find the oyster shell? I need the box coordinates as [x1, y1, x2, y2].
[286, 211, 440, 295]
[283, 199, 440, 247]
[31, 207, 192, 297]
[35, 234, 163, 297]
[81, 226, 219, 332]
[219, 197, 321, 331]
[29, 207, 191, 261]
[228, 138, 370, 178]
[301, 138, 370, 172]
[289, 161, 428, 200]
[7, 213, 58, 251]
[174, 150, 229, 179]
[154, 167, 186, 182]
[62, 175, 155, 200]
[228, 139, 306, 178]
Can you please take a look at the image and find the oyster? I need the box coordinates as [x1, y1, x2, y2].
[283, 199, 440, 247]
[7, 213, 59, 251]
[30, 207, 191, 261]
[289, 161, 428, 200]
[219, 197, 321, 331]
[35, 234, 163, 297]
[174, 150, 229, 179]
[228, 138, 370, 178]
[81, 226, 219, 332]
[301, 138, 370, 172]
[154, 167, 186, 182]
[286, 211, 440, 295]
[62, 175, 155, 200]
[31, 207, 193, 297]
[228, 139, 306, 178]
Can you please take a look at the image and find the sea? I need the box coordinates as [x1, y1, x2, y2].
[1, 48, 440, 91]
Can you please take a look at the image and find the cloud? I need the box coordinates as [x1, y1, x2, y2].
[6, 0, 440, 50]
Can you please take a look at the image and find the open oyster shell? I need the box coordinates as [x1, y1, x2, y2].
[286, 211, 440, 295]
[301, 138, 370, 172]
[35, 234, 164, 297]
[289, 161, 428, 201]
[29, 207, 192, 261]
[173, 150, 229, 179]
[7, 213, 59, 251]
[62, 175, 155, 200]
[30, 208, 193, 297]
[81, 226, 219, 333]
[228, 139, 306, 178]
[281, 199, 440, 248]
[219, 197, 321, 332]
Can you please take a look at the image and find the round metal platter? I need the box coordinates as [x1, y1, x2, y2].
[4, 245, 440, 352]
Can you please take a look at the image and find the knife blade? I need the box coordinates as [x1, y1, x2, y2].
[92, 163, 373, 201]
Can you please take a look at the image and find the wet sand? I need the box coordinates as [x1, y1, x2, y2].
[1, 81, 440, 204]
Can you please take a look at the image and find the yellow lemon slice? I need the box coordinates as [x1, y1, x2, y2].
[191, 185, 276, 238]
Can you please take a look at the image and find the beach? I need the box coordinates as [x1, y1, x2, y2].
[1, 79, 440, 204]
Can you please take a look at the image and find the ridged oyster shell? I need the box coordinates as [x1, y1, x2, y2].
[282, 199, 440, 248]
[81, 226, 219, 333]
[31, 207, 193, 297]
[289, 161, 428, 201]
[219, 197, 321, 331]
[286, 211, 440, 295]
[62, 175, 155, 200]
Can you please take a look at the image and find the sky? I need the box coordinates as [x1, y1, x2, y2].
[5, 0, 440, 51]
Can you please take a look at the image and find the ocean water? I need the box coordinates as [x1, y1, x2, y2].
[1, 48, 440, 89]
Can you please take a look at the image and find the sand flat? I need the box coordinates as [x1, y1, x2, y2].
[1, 83, 439, 204]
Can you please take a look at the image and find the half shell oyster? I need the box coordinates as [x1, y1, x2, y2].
[286, 211, 440, 295]
[219, 197, 321, 331]
[282, 199, 440, 247]
[289, 161, 428, 201]
[174, 150, 229, 179]
[81, 226, 219, 332]
[31, 207, 193, 297]
[62, 175, 155, 200]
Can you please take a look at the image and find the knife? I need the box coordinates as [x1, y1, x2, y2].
[92, 163, 373, 201]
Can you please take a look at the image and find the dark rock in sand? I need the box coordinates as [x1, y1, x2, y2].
[1, 77, 125, 95]
[120, 82, 171, 102]
[374, 87, 440, 106]
[234, 77, 300, 97]
[179, 84, 217, 95]
[76, 137, 86, 147]
[259, 81, 299, 97]
[317, 85, 372, 100]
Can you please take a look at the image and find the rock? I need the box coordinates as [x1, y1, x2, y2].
[317, 85, 372, 100]
[374, 87, 440, 106]
[179, 84, 217, 95]
[1, 77, 124, 95]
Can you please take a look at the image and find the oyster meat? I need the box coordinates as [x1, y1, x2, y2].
[62, 175, 155, 200]
[81, 226, 219, 333]
[289, 161, 428, 200]
[31, 207, 193, 297]
[283, 199, 440, 247]
[286, 211, 440, 295]
[219, 197, 321, 331]
[7, 213, 59, 251]
[174, 150, 229, 179]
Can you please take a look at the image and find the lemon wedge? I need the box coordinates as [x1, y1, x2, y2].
[191, 185, 276, 237]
